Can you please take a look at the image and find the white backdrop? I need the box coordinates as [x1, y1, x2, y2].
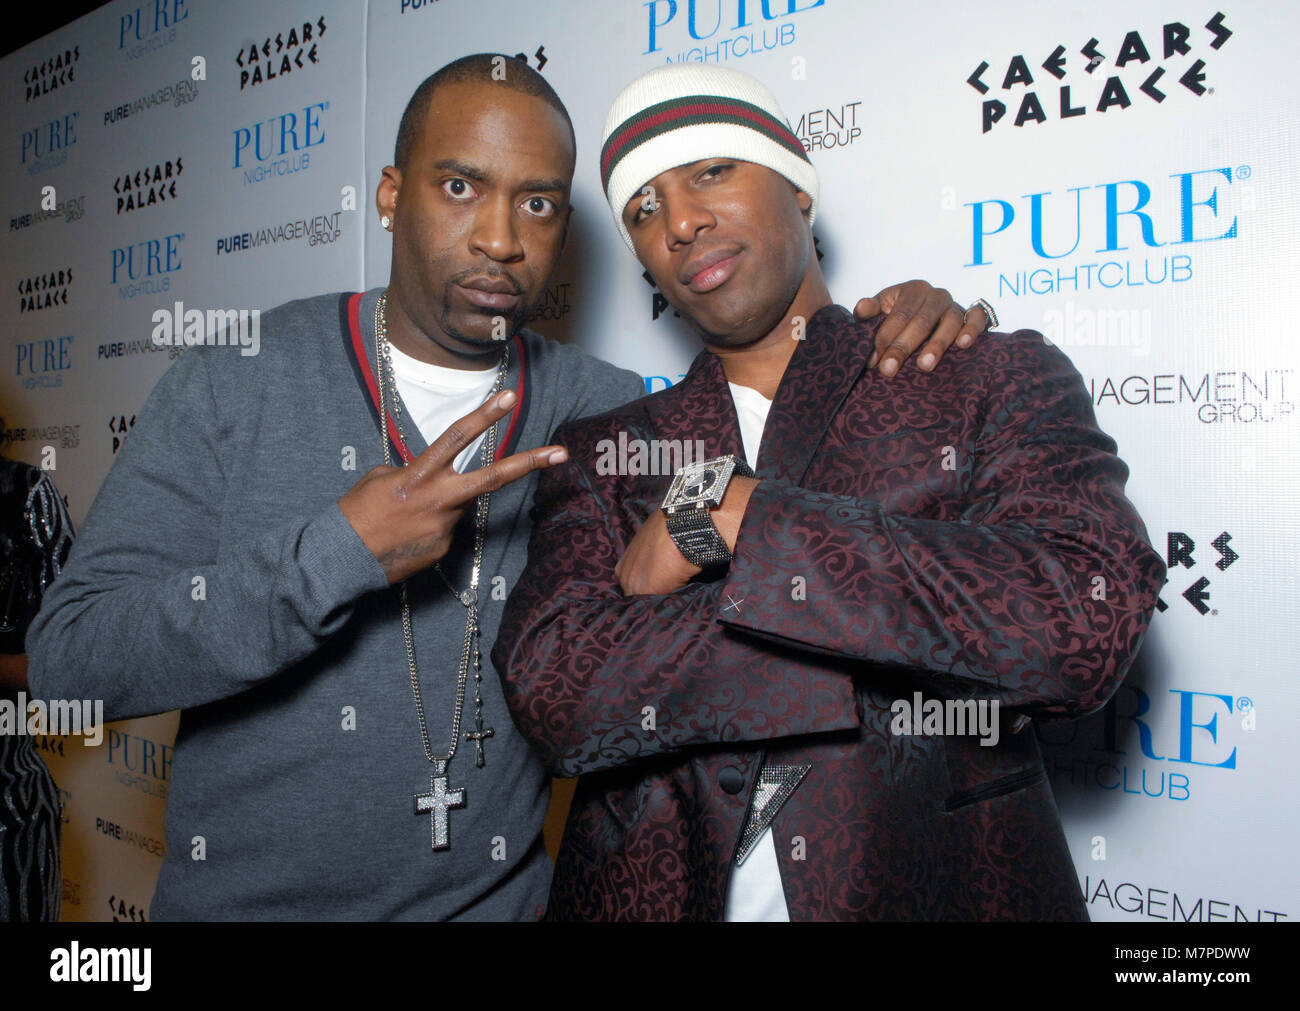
[2, 0, 1295, 921]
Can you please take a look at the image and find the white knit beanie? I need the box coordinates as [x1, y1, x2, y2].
[600, 64, 817, 251]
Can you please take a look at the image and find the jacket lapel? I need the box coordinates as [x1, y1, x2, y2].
[641, 304, 875, 484]
[644, 348, 748, 462]
[757, 304, 876, 485]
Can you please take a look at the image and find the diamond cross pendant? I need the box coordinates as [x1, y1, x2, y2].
[413, 759, 465, 851]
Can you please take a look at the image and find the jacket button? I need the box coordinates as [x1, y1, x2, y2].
[718, 766, 745, 795]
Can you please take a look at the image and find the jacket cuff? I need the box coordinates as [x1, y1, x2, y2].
[717, 480, 825, 640]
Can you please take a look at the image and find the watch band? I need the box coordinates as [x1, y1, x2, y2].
[664, 505, 732, 569]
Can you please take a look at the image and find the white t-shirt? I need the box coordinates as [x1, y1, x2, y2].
[722, 381, 792, 923]
[385, 340, 501, 472]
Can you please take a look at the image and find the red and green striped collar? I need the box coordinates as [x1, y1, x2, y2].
[340, 291, 528, 465]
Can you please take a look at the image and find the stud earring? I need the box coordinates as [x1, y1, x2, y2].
[381, 215, 392, 230]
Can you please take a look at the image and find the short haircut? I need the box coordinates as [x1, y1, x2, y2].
[393, 53, 576, 171]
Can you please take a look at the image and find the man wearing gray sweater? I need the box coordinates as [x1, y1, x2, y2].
[26, 54, 986, 920]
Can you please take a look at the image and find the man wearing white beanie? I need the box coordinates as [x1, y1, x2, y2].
[600, 64, 822, 253]
[495, 63, 1163, 921]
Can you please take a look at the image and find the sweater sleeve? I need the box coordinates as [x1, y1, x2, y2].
[25, 346, 390, 720]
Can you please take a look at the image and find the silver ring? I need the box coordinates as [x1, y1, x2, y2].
[966, 297, 998, 330]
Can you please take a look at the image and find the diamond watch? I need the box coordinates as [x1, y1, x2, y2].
[660, 454, 755, 570]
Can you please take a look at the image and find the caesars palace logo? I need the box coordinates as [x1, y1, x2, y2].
[114, 157, 183, 215]
[236, 16, 327, 91]
[23, 45, 79, 102]
[18, 268, 71, 313]
[968, 11, 1233, 133]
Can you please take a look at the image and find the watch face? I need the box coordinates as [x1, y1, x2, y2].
[663, 456, 736, 510]
[682, 468, 718, 500]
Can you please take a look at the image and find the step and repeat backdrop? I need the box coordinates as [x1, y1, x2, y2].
[1, 0, 1295, 922]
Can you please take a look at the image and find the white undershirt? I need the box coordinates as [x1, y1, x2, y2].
[722, 382, 792, 923]
[384, 340, 500, 472]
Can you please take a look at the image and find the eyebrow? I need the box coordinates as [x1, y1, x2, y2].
[522, 177, 570, 194]
[433, 159, 568, 195]
[434, 159, 489, 183]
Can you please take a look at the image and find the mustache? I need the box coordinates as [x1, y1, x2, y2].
[447, 266, 523, 294]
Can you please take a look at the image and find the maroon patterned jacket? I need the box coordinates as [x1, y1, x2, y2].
[493, 305, 1165, 921]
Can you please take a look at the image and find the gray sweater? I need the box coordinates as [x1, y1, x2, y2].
[27, 287, 644, 920]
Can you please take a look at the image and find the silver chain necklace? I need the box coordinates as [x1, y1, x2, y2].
[374, 292, 509, 851]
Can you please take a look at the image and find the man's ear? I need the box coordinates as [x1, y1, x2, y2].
[796, 188, 813, 216]
[376, 166, 402, 224]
